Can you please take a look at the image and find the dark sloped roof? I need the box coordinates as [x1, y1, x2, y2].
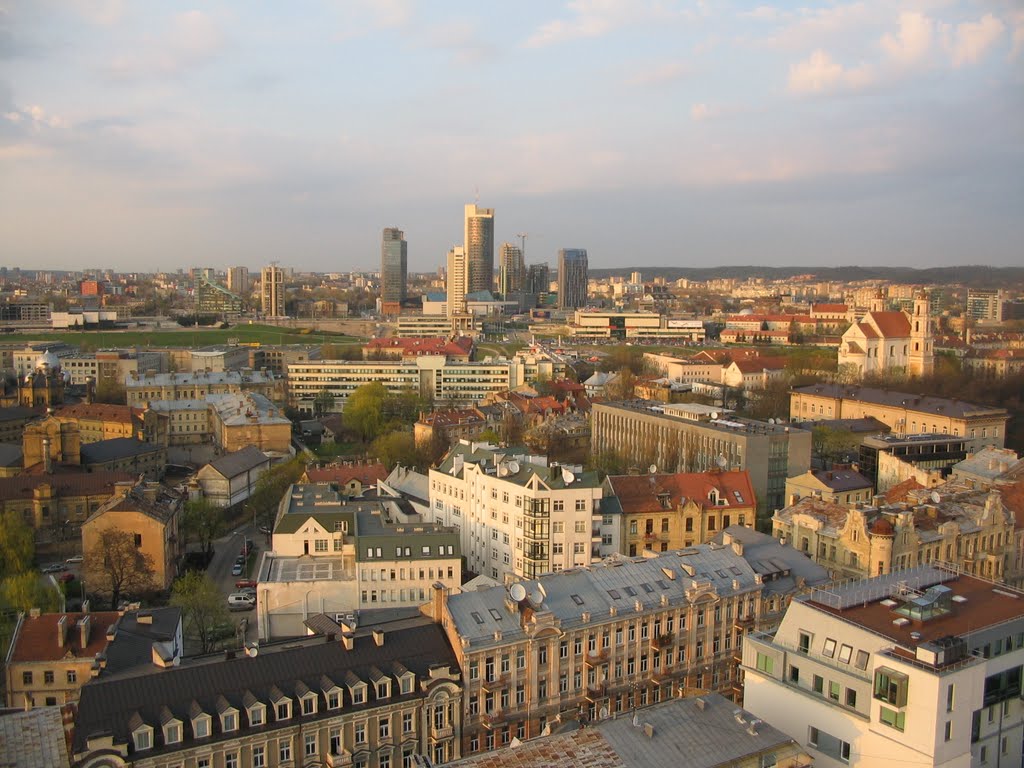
[0, 470, 135, 502]
[74, 618, 458, 754]
[792, 384, 1008, 418]
[103, 607, 183, 675]
[0, 442, 23, 467]
[81, 437, 163, 463]
[205, 446, 269, 479]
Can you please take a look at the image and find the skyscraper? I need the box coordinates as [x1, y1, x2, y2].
[380, 227, 408, 304]
[464, 203, 494, 293]
[525, 263, 550, 296]
[446, 246, 468, 317]
[226, 266, 249, 295]
[498, 243, 524, 297]
[261, 264, 285, 318]
[557, 249, 588, 310]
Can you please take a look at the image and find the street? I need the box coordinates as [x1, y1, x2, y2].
[206, 522, 261, 645]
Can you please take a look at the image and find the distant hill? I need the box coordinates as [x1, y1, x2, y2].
[588, 265, 1024, 288]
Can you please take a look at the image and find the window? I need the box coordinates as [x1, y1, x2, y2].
[813, 675, 824, 694]
[164, 723, 181, 744]
[253, 746, 265, 768]
[305, 733, 318, 756]
[328, 690, 341, 709]
[846, 688, 857, 707]
[808, 726, 818, 746]
[837, 644, 853, 664]
[193, 716, 210, 739]
[829, 681, 840, 701]
[279, 739, 292, 763]
[879, 706, 906, 731]
[947, 683, 955, 712]
[854, 650, 869, 670]
[222, 712, 237, 732]
[403, 711, 413, 733]
[66, 670, 77, 684]
[944, 721, 952, 742]
[874, 668, 909, 707]
[822, 638, 837, 658]
[21, 671, 32, 685]
[755, 653, 774, 674]
[355, 723, 366, 743]
[226, 753, 238, 768]
[198, 759, 210, 768]
[789, 666, 800, 683]
[276, 700, 291, 720]
[249, 705, 265, 726]
[43, 670, 54, 684]
[798, 632, 811, 654]
[133, 729, 151, 751]
[380, 719, 390, 739]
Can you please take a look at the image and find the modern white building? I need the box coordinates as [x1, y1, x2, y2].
[743, 564, 1024, 768]
[255, 484, 462, 639]
[428, 441, 617, 582]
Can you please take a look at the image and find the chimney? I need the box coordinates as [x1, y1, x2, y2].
[430, 581, 447, 623]
[57, 615, 69, 647]
[79, 614, 91, 648]
[341, 633, 355, 650]
[42, 436, 53, 475]
[372, 629, 385, 647]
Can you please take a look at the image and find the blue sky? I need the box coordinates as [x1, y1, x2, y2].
[1, 1, 1021, 273]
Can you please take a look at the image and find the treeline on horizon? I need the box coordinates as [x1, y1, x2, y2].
[588, 265, 1024, 288]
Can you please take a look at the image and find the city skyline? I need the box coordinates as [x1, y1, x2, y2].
[1, 1, 1021, 272]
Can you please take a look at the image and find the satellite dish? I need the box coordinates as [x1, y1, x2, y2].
[561, 467, 575, 484]
[768, 418, 776, 424]
[716, 455, 728, 469]
[247, 643, 259, 658]
[509, 583, 527, 602]
[528, 588, 544, 608]
[599, 706, 609, 720]
[498, 463, 508, 477]
[930, 491, 941, 504]
[508, 461, 520, 474]
[710, 411, 719, 420]
[649, 464, 657, 474]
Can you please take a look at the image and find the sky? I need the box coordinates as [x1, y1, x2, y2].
[1, 1, 1022, 274]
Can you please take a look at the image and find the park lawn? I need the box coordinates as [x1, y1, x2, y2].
[15, 323, 362, 350]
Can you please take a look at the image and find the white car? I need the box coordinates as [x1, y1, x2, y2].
[66, 555, 84, 564]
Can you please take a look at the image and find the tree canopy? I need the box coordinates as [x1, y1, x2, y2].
[0, 510, 34, 579]
[181, 499, 226, 557]
[84, 527, 157, 609]
[171, 571, 231, 654]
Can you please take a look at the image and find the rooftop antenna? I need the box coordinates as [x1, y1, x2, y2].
[516, 233, 528, 259]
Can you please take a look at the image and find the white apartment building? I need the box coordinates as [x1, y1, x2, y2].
[288, 356, 520, 414]
[255, 484, 462, 639]
[743, 564, 1024, 768]
[428, 441, 617, 582]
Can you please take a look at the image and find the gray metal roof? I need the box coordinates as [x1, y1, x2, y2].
[436, 441, 600, 490]
[712, 526, 831, 596]
[792, 383, 1008, 418]
[80, 437, 163, 463]
[205, 445, 270, 479]
[0, 706, 70, 768]
[447, 543, 766, 648]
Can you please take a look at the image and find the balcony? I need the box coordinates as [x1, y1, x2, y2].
[584, 648, 609, 666]
[481, 710, 507, 729]
[585, 684, 607, 702]
[326, 751, 353, 768]
[651, 632, 674, 651]
[734, 615, 755, 632]
[430, 724, 454, 740]
[481, 674, 509, 692]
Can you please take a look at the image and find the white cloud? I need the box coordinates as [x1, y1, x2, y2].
[690, 103, 715, 121]
[525, 0, 682, 48]
[741, 6, 779, 22]
[881, 12, 934, 65]
[626, 60, 690, 87]
[764, 2, 872, 50]
[788, 49, 872, 94]
[950, 14, 1005, 67]
[5, 104, 66, 130]
[106, 9, 224, 79]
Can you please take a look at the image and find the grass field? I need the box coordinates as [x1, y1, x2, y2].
[10, 323, 362, 350]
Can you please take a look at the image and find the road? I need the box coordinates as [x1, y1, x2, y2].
[206, 522, 261, 645]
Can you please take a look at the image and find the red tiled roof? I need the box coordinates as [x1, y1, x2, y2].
[364, 336, 474, 358]
[812, 303, 849, 314]
[10, 611, 120, 663]
[868, 310, 911, 338]
[305, 462, 389, 486]
[856, 322, 879, 339]
[885, 477, 925, 503]
[607, 470, 756, 514]
[52, 404, 138, 423]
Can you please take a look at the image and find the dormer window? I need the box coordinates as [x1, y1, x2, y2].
[192, 714, 211, 739]
[351, 684, 366, 705]
[222, 711, 238, 732]
[132, 726, 153, 751]
[327, 689, 342, 710]
[376, 681, 390, 699]
[163, 722, 181, 745]
[248, 703, 266, 727]
[276, 700, 292, 720]
[400, 676, 413, 695]
[301, 694, 317, 716]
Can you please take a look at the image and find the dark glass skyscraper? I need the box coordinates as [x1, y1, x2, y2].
[464, 204, 494, 293]
[557, 248, 588, 309]
[525, 263, 549, 296]
[498, 243, 524, 296]
[380, 227, 408, 303]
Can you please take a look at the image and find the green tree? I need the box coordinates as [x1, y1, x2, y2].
[477, 427, 502, 445]
[370, 431, 419, 470]
[0, 572, 61, 613]
[181, 499, 226, 558]
[344, 382, 388, 443]
[94, 379, 127, 405]
[246, 456, 308, 532]
[171, 571, 231, 654]
[313, 388, 336, 417]
[811, 426, 861, 468]
[84, 527, 157, 610]
[0, 510, 34, 579]
[604, 368, 638, 400]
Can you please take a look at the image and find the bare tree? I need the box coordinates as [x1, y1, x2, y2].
[84, 527, 156, 610]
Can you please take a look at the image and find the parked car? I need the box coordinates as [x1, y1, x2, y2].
[235, 579, 257, 590]
[227, 593, 255, 611]
[258, 525, 271, 535]
[231, 562, 244, 577]
[58, 572, 76, 583]
[41, 563, 65, 574]
[65, 555, 84, 564]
